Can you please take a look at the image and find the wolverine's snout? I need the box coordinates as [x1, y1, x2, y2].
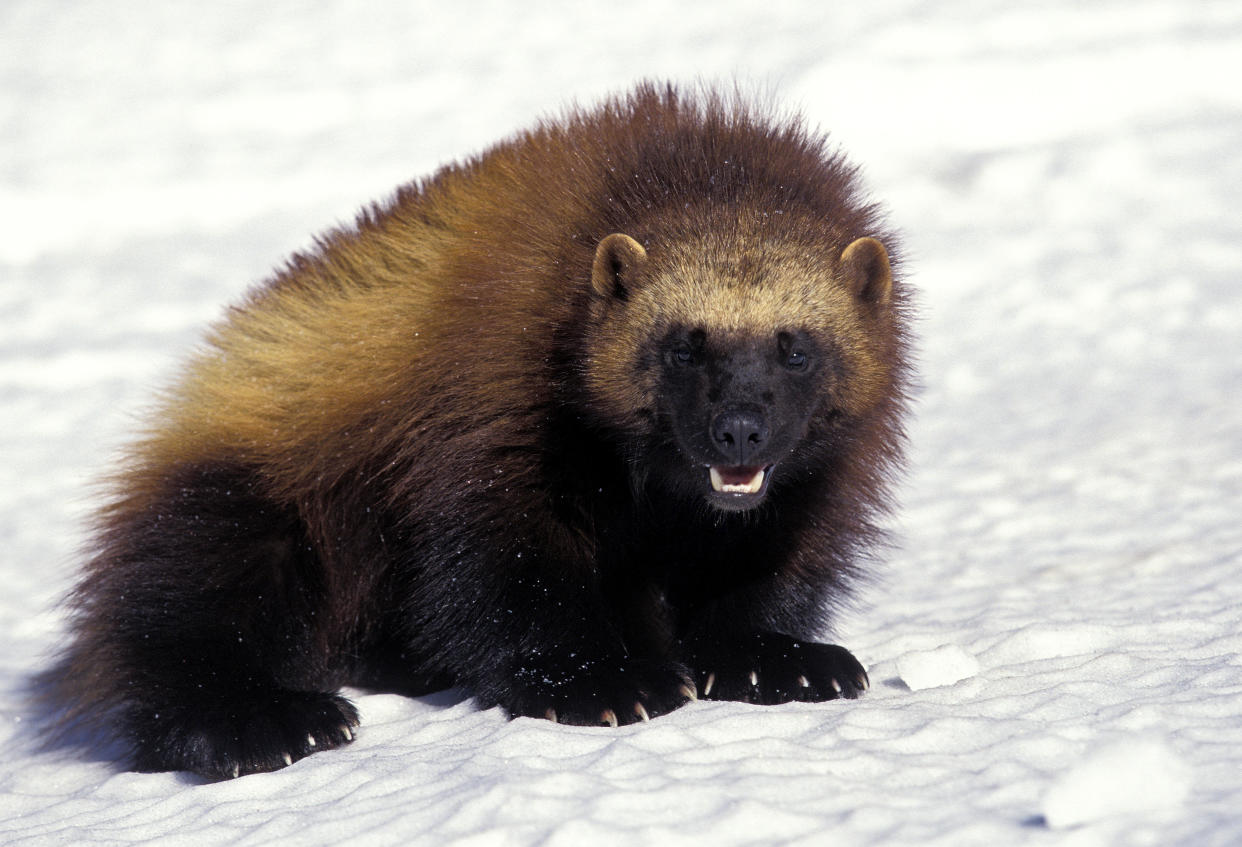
[710, 408, 769, 466]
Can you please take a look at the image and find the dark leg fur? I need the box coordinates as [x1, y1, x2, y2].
[435, 565, 697, 727]
[674, 572, 869, 705]
[461, 541, 861, 723]
[647, 509, 869, 709]
[61, 464, 360, 779]
[56, 460, 863, 775]
[474, 590, 864, 722]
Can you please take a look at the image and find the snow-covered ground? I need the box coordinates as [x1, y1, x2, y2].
[3, 1, 1241, 843]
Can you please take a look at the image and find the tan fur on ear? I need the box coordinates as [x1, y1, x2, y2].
[840, 237, 892, 306]
[592, 233, 648, 300]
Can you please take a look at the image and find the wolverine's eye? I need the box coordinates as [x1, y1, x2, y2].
[785, 350, 808, 370]
[778, 331, 812, 371]
[667, 328, 705, 368]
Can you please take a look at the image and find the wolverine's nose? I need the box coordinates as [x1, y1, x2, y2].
[710, 409, 769, 465]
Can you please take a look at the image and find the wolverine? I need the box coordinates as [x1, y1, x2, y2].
[44, 82, 912, 779]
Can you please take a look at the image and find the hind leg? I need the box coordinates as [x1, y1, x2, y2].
[128, 689, 360, 780]
[63, 463, 359, 779]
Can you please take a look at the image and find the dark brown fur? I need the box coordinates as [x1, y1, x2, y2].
[43, 82, 912, 779]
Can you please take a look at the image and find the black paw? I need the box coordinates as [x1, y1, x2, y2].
[128, 690, 360, 779]
[684, 630, 868, 705]
[495, 653, 697, 727]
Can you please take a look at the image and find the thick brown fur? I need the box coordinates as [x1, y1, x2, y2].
[42, 82, 912, 779]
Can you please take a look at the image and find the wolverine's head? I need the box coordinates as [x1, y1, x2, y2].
[583, 226, 898, 513]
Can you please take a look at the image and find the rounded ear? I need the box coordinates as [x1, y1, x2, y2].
[839, 237, 893, 307]
[591, 233, 648, 300]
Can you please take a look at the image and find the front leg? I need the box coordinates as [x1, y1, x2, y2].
[421, 553, 696, 727]
[682, 629, 869, 705]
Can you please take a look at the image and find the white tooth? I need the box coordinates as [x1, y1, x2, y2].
[709, 467, 766, 495]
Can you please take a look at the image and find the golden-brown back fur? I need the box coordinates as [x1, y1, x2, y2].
[138, 82, 902, 489]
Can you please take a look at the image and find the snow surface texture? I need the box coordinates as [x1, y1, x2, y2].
[3, 1, 1241, 844]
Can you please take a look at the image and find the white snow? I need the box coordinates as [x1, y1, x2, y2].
[3, 0, 1242, 844]
[1041, 735, 1192, 829]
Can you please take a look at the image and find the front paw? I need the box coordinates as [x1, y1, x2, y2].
[496, 653, 696, 727]
[684, 630, 869, 705]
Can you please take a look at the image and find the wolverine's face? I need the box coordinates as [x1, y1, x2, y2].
[584, 229, 896, 513]
[653, 326, 830, 512]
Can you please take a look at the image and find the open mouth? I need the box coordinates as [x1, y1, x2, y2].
[708, 465, 772, 496]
